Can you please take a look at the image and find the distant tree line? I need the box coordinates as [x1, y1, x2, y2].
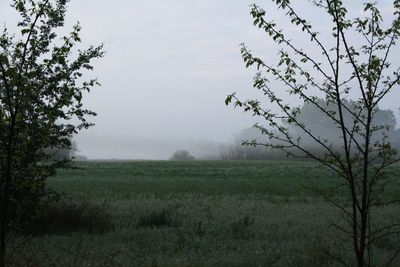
[221, 99, 400, 160]
[220, 128, 286, 160]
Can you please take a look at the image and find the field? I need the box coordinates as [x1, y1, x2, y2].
[12, 161, 400, 266]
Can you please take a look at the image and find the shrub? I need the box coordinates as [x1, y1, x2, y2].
[27, 201, 114, 235]
[169, 150, 195, 161]
[230, 215, 254, 239]
[138, 209, 172, 228]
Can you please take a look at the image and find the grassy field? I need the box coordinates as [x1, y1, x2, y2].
[11, 161, 400, 266]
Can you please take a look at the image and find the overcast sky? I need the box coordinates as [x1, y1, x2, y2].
[1, 0, 399, 159]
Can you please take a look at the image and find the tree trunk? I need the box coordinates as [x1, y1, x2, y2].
[0, 118, 16, 267]
[0, 178, 9, 267]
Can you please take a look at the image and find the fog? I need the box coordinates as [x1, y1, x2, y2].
[1, 0, 399, 159]
[75, 134, 221, 160]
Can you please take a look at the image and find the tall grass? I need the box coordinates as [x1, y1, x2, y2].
[10, 161, 400, 266]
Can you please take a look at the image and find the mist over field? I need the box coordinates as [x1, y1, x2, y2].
[2, 0, 399, 160]
[75, 134, 222, 160]
[2, 1, 400, 266]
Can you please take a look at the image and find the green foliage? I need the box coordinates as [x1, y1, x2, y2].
[0, 0, 103, 263]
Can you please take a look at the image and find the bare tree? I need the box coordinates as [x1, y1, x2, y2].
[226, 1, 400, 266]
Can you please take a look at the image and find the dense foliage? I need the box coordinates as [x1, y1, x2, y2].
[0, 0, 103, 265]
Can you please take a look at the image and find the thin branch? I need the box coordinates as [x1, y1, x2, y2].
[282, 2, 337, 76]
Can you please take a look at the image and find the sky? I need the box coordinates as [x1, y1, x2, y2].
[1, 0, 399, 159]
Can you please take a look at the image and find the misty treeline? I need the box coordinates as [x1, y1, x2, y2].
[221, 98, 400, 160]
[44, 141, 87, 161]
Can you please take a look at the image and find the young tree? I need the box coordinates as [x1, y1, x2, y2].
[0, 0, 103, 265]
[226, 1, 400, 266]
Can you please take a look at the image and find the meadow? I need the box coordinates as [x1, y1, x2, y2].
[12, 161, 400, 266]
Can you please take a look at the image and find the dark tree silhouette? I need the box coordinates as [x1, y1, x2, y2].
[0, 1, 103, 265]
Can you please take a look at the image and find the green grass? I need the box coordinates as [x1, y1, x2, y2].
[11, 160, 400, 266]
[48, 161, 341, 198]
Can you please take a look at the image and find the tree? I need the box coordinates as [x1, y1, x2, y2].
[287, 98, 400, 156]
[222, 104, 400, 161]
[226, 1, 400, 266]
[44, 140, 79, 161]
[0, 0, 103, 265]
[169, 150, 195, 161]
[220, 127, 285, 160]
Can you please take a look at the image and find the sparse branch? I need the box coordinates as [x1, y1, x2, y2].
[275, 50, 366, 150]
[331, 1, 368, 104]
[229, 2, 400, 266]
[372, 72, 400, 110]
[251, 6, 335, 84]
[276, 1, 337, 76]
[371, 32, 397, 104]
[244, 47, 365, 152]
[228, 90, 350, 180]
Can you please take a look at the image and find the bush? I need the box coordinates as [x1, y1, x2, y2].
[229, 215, 254, 239]
[10, 187, 61, 234]
[138, 209, 172, 228]
[26, 200, 114, 235]
[169, 150, 195, 161]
